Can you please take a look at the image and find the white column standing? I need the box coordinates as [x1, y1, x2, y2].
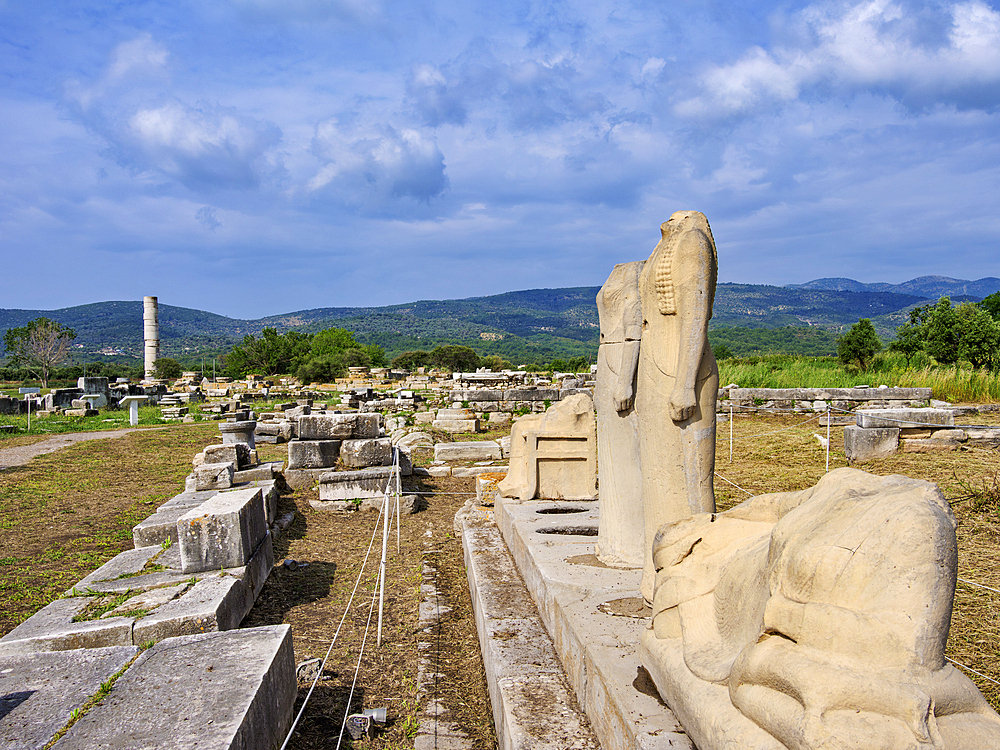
[143, 296, 159, 380]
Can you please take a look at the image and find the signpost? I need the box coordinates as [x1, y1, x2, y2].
[19, 387, 40, 432]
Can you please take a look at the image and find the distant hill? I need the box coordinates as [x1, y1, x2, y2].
[1, 276, 994, 364]
[786, 275, 1000, 299]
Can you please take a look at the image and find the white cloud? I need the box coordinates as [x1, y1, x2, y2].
[678, 0, 1000, 117]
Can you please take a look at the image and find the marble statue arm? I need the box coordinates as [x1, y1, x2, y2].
[668, 228, 714, 423]
[612, 339, 640, 412]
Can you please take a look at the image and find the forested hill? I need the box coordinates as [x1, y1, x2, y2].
[0, 276, 994, 363]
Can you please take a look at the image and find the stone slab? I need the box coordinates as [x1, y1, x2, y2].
[476, 496, 693, 750]
[340, 437, 392, 468]
[53, 626, 295, 750]
[901, 438, 964, 452]
[194, 462, 234, 491]
[458, 506, 600, 750]
[177, 488, 267, 573]
[856, 407, 955, 429]
[203, 443, 251, 470]
[131, 575, 248, 643]
[437, 408, 475, 419]
[296, 413, 357, 440]
[0, 646, 139, 750]
[434, 441, 501, 462]
[353, 413, 382, 438]
[433, 419, 480, 433]
[0, 598, 134, 656]
[316, 466, 400, 502]
[453, 465, 508, 478]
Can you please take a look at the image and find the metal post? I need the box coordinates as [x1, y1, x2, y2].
[26, 395, 30, 432]
[729, 404, 734, 463]
[377, 487, 390, 648]
[826, 408, 831, 473]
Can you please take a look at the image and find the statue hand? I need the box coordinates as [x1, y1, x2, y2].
[613, 381, 635, 412]
[668, 388, 697, 422]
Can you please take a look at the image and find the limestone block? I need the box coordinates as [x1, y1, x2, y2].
[504, 388, 560, 402]
[219, 419, 256, 449]
[340, 437, 393, 468]
[0, 597, 135, 656]
[194, 461, 234, 491]
[358, 494, 426, 514]
[297, 413, 356, 440]
[423, 465, 452, 477]
[453, 465, 508, 477]
[287, 439, 341, 469]
[902, 437, 964, 452]
[965, 427, 1000, 447]
[437, 408, 475, 419]
[498, 393, 597, 502]
[353, 413, 381, 438]
[469, 400, 500, 412]
[476, 472, 507, 504]
[203, 443, 252, 470]
[177, 487, 267, 573]
[54, 626, 296, 750]
[414, 411, 437, 423]
[317, 466, 399, 502]
[433, 418, 480, 433]
[395, 431, 433, 450]
[488, 412, 512, 426]
[856, 407, 954, 429]
[843, 425, 899, 461]
[643, 468, 1000, 750]
[434, 441, 502, 462]
[0, 646, 139, 750]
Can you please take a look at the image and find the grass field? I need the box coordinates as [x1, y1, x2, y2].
[0, 408, 997, 743]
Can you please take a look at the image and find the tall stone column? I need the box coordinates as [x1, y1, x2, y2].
[143, 296, 159, 380]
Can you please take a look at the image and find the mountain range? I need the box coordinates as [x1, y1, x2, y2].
[1, 276, 997, 365]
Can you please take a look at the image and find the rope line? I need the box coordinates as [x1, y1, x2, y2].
[336, 565, 382, 750]
[957, 578, 1000, 595]
[946, 657, 1000, 687]
[714, 471, 755, 497]
[726, 411, 823, 441]
[278, 497, 387, 750]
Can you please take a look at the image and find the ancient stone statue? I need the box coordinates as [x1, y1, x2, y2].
[640, 468, 1000, 750]
[498, 393, 597, 502]
[635, 211, 719, 601]
[595, 260, 645, 568]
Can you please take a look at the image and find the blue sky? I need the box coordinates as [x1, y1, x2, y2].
[2, 0, 999, 318]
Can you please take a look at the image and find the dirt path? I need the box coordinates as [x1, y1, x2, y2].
[0, 428, 163, 470]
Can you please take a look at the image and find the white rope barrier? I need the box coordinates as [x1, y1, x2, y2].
[957, 578, 1000, 595]
[713, 471, 755, 497]
[336, 571, 381, 750]
[946, 657, 1000, 687]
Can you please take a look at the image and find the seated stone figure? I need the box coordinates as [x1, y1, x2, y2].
[498, 393, 597, 502]
[641, 468, 1000, 750]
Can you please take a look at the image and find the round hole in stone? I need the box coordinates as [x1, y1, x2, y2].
[535, 507, 588, 515]
[536, 526, 598, 537]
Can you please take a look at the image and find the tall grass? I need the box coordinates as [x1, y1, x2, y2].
[719, 352, 1000, 403]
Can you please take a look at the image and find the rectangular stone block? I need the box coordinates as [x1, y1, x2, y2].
[454, 465, 509, 478]
[203, 443, 251, 470]
[434, 441, 502, 462]
[413, 411, 437, 423]
[856, 408, 954, 429]
[194, 462, 234, 491]
[177, 488, 267, 573]
[54, 626, 296, 750]
[353, 413, 381, 438]
[287, 439, 341, 469]
[297, 413, 356, 439]
[0, 598, 134, 656]
[433, 419, 480, 433]
[437, 408, 475, 419]
[317, 466, 398, 501]
[0, 646, 140, 750]
[843, 426, 899, 462]
[504, 389, 559, 402]
[340, 437, 392, 468]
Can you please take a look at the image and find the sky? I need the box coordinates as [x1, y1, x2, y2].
[1, 0, 999, 319]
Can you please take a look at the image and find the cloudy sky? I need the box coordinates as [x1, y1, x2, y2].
[2, 0, 999, 318]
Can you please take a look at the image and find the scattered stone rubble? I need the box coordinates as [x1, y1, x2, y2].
[844, 407, 1000, 461]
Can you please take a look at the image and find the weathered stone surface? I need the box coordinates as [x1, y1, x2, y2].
[434, 441, 501, 462]
[413, 411, 437, 423]
[902, 437, 964, 452]
[487, 412, 511, 426]
[432, 418, 480, 433]
[0, 598, 134, 656]
[475, 472, 507, 505]
[965, 427, 1000, 446]
[203, 443, 251, 470]
[317, 466, 399, 502]
[453, 465, 508, 478]
[131, 575, 249, 642]
[219, 420, 256, 449]
[504, 388, 560, 402]
[395, 431, 433, 450]
[297, 413, 356, 440]
[177, 487, 267, 573]
[499, 393, 597, 503]
[194, 461, 234, 491]
[643, 468, 1000, 749]
[0, 646, 139, 750]
[844, 425, 900, 461]
[353, 413, 381, 438]
[856, 407, 954, 429]
[437, 408, 475, 419]
[287, 439, 341, 470]
[255, 421, 293, 441]
[54, 626, 296, 750]
[340, 437, 392, 468]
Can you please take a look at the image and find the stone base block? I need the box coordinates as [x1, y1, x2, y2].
[287, 439, 341, 469]
[316, 466, 399, 502]
[434, 441, 501, 462]
[433, 419, 480, 433]
[53, 626, 295, 750]
[178, 488, 267, 573]
[855, 408, 954, 429]
[843, 426, 900, 462]
[340, 437, 392, 468]
[297, 413, 356, 440]
[194, 461, 234, 491]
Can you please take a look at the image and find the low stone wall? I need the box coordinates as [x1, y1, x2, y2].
[720, 386, 932, 413]
[450, 386, 594, 414]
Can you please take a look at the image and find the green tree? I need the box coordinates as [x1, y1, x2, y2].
[153, 357, 183, 380]
[980, 291, 1000, 321]
[954, 302, 1000, 369]
[924, 297, 962, 365]
[837, 318, 882, 371]
[567, 355, 588, 372]
[225, 327, 313, 376]
[2, 317, 77, 387]
[888, 305, 930, 367]
[391, 350, 431, 370]
[429, 345, 480, 372]
[712, 342, 734, 360]
[297, 355, 346, 384]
